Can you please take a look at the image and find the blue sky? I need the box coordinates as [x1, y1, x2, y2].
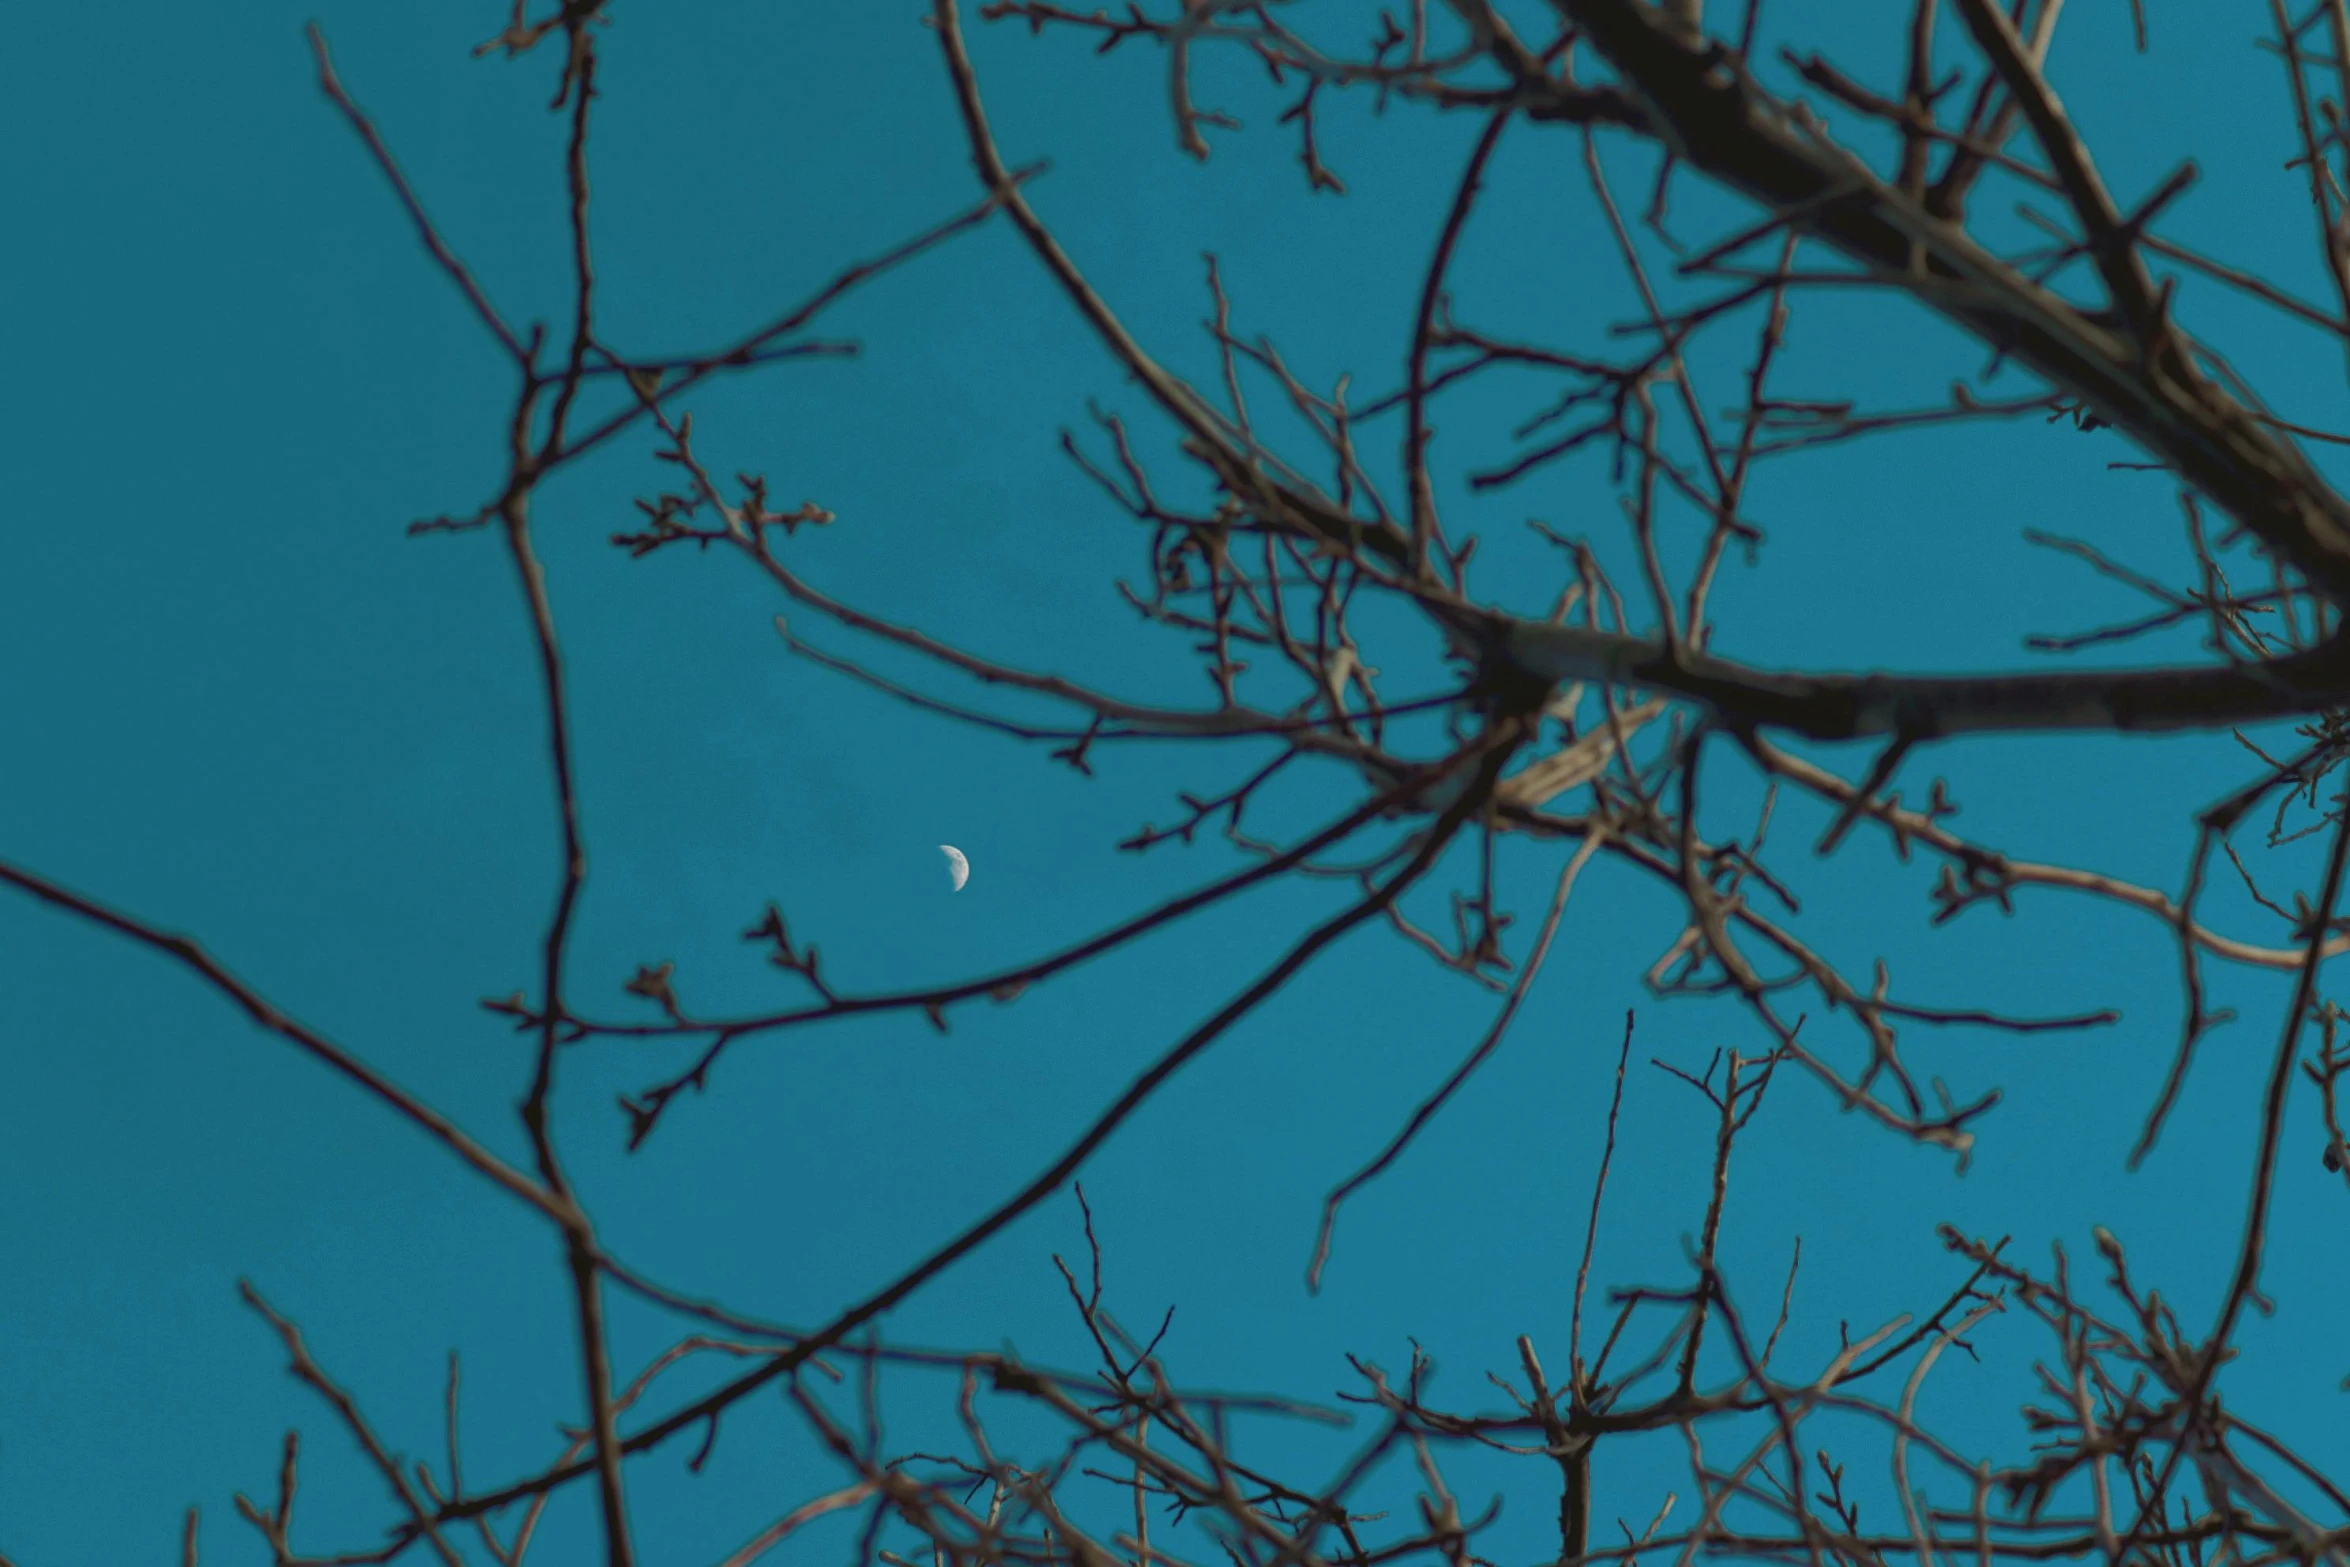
[3, 3, 2348, 1564]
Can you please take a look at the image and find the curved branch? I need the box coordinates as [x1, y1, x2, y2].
[425, 729, 1522, 1534]
[935, 0, 1420, 577]
[1525, 0, 2350, 606]
[1744, 735, 2350, 968]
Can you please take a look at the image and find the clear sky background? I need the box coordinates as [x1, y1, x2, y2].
[4, 3, 2348, 1564]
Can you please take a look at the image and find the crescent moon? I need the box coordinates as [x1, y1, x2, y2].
[939, 844, 970, 892]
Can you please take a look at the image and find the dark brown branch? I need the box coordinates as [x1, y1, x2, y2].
[427, 733, 1520, 1531]
[1532, 0, 2350, 607]
[1502, 614, 2350, 739]
[1306, 828, 1607, 1291]
[0, 859, 563, 1222]
[241, 1282, 470, 1567]
[308, 24, 530, 365]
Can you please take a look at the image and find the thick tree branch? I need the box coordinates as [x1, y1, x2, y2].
[1524, 0, 2350, 608]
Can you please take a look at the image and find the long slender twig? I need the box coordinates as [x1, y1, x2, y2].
[0, 860, 563, 1222]
[1307, 827, 1608, 1290]
[308, 24, 530, 364]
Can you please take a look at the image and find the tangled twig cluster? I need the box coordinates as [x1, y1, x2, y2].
[10, 1, 2350, 1564]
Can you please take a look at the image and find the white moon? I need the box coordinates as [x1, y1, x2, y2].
[939, 844, 970, 892]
